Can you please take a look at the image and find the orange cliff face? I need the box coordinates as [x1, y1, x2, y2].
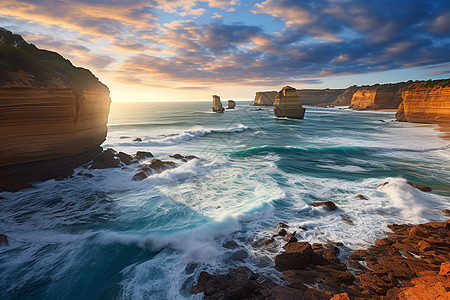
[396, 80, 450, 124]
[349, 83, 409, 110]
[0, 27, 111, 192]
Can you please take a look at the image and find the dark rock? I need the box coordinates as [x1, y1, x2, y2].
[132, 171, 147, 181]
[90, 149, 120, 169]
[144, 159, 176, 173]
[132, 138, 142, 142]
[377, 181, 389, 188]
[185, 263, 198, 275]
[0, 234, 8, 246]
[311, 201, 337, 211]
[443, 209, 450, 216]
[275, 242, 316, 271]
[222, 240, 238, 249]
[407, 181, 432, 192]
[341, 217, 354, 225]
[116, 152, 134, 165]
[169, 154, 183, 159]
[54, 169, 74, 181]
[298, 226, 308, 231]
[135, 151, 154, 160]
[84, 173, 94, 178]
[184, 155, 198, 160]
[354, 194, 368, 200]
[119, 136, 130, 139]
[259, 238, 274, 246]
[232, 249, 249, 261]
[279, 222, 289, 228]
[283, 232, 298, 243]
[278, 228, 287, 236]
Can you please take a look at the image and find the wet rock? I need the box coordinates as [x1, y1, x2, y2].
[278, 228, 287, 236]
[354, 194, 368, 200]
[298, 226, 308, 231]
[54, 169, 74, 181]
[232, 249, 249, 261]
[259, 238, 274, 246]
[132, 171, 147, 181]
[275, 242, 316, 271]
[184, 155, 198, 160]
[283, 232, 298, 243]
[311, 201, 337, 211]
[169, 154, 198, 161]
[169, 154, 184, 159]
[119, 136, 130, 139]
[185, 263, 198, 275]
[135, 151, 154, 160]
[279, 222, 289, 228]
[90, 149, 120, 169]
[442, 209, 450, 216]
[116, 152, 134, 165]
[341, 217, 354, 225]
[145, 159, 176, 173]
[132, 138, 142, 142]
[222, 240, 238, 249]
[0, 234, 8, 246]
[377, 181, 389, 188]
[407, 181, 432, 192]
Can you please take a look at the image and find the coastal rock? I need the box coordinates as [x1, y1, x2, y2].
[354, 194, 368, 200]
[90, 149, 120, 169]
[142, 159, 175, 174]
[274, 242, 316, 271]
[331, 86, 358, 106]
[132, 171, 147, 181]
[283, 232, 298, 243]
[296, 88, 345, 106]
[132, 138, 142, 142]
[0, 28, 111, 192]
[212, 95, 224, 113]
[222, 240, 239, 249]
[169, 154, 197, 161]
[349, 82, 409, 110]
[231, 249, 249, 261]
[116, 152, 134, 165]
[227, 100, 236, 109]
[135, 151, 154, 160]
[407, 181, 432, 192]
[396, 79, 450, 123]
[279, 222, 289, 228]
[311, 201, 337, 211]
[0, 234, 8, 246]
[273, 86, 306, 119]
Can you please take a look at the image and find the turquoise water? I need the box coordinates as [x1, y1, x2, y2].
[1, 101, 449, 299]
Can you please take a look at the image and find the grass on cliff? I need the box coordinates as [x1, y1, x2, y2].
[0, 31, 104, 89]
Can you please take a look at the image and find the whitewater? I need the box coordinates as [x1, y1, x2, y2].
[0, 101, 449, 299]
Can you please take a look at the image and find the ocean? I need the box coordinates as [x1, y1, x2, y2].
[1, 101, 449, 299]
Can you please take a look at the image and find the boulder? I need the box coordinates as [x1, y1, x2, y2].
[407, 181, 432, 192]
[135, 151, 154, 160]
[283, 232, 298, 243]
[274, 242, 315, 271]
[132, 171, 147, 181]
[227, 100, 236, 109]
[132, 138, 142, 142]
[311, 201, 337, 211]
[222, 240, 238, 249]
[231, 249, 249, 261]
[354, 194, 368, 200]
[116, 152, 134, 165]
[90, 149, 120, 169]
[141, 159, 176, 174]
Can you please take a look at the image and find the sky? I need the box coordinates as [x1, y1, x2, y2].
[0, 0, 449, 102]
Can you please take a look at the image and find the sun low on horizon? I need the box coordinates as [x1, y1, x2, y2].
[1, 0, 450, 102]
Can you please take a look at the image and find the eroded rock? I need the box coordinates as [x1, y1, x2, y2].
[90, 149, 120, 169]
[311, 201, 337, 211]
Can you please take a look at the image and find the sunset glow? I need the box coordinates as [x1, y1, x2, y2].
[1, 0, 449, 101]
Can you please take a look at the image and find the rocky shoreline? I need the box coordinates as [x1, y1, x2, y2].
[190, 220, 450, 299]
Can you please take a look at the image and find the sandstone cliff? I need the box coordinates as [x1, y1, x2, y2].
[254, 89, 345, 106]
[331, 85, 358, 106]
[212, 95, 224, 112]
[0, 28, 111, 192]
[349, 82, 409, 110]
[396, 79, 450, 123]
[253, 91, 277, 106]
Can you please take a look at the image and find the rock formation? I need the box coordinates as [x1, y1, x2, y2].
[227, 100, 236, 109]
[331, 85, 359, 106]
[0, 27, 111, 192]
[349, 82, 409, 110]
[396, 79, 450, 123]
[297, 89, 345, 106]
[273, 86, 306, 119]
[212, 95, 224, 113]
[253, 91, 277, 106]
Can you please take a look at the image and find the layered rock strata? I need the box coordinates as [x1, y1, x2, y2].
[396, 79, 450, 123]
[349, 82, 409, 110]
[0, 27, 111, 192]
[297, 89, 345, 106]
[227, 100, 236, 109]
[273, 86, 305, 119]
[212, 95, 224, 113]
[331, 86, 359, 106]
[253, 91, 277, 106]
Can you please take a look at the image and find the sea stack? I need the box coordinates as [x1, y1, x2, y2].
[273, 86, 306, 119]
[212, 95, 224, 113]
[0, 28, 111, 192]
[227, 100, 236, 109]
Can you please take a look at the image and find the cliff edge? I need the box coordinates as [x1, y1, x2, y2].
[349, 82, 409, 110]
[396, 79, 450, 124]
[0, 28, 111, 192]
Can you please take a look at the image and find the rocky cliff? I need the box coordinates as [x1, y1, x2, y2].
[331, 85, 358, 106]
[349, 82, 409, 110]
[0, 28, 111, 192]
[396, 79, 450, 123]
[254, 89, 345, 106]
[253, 91, 277, 106]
